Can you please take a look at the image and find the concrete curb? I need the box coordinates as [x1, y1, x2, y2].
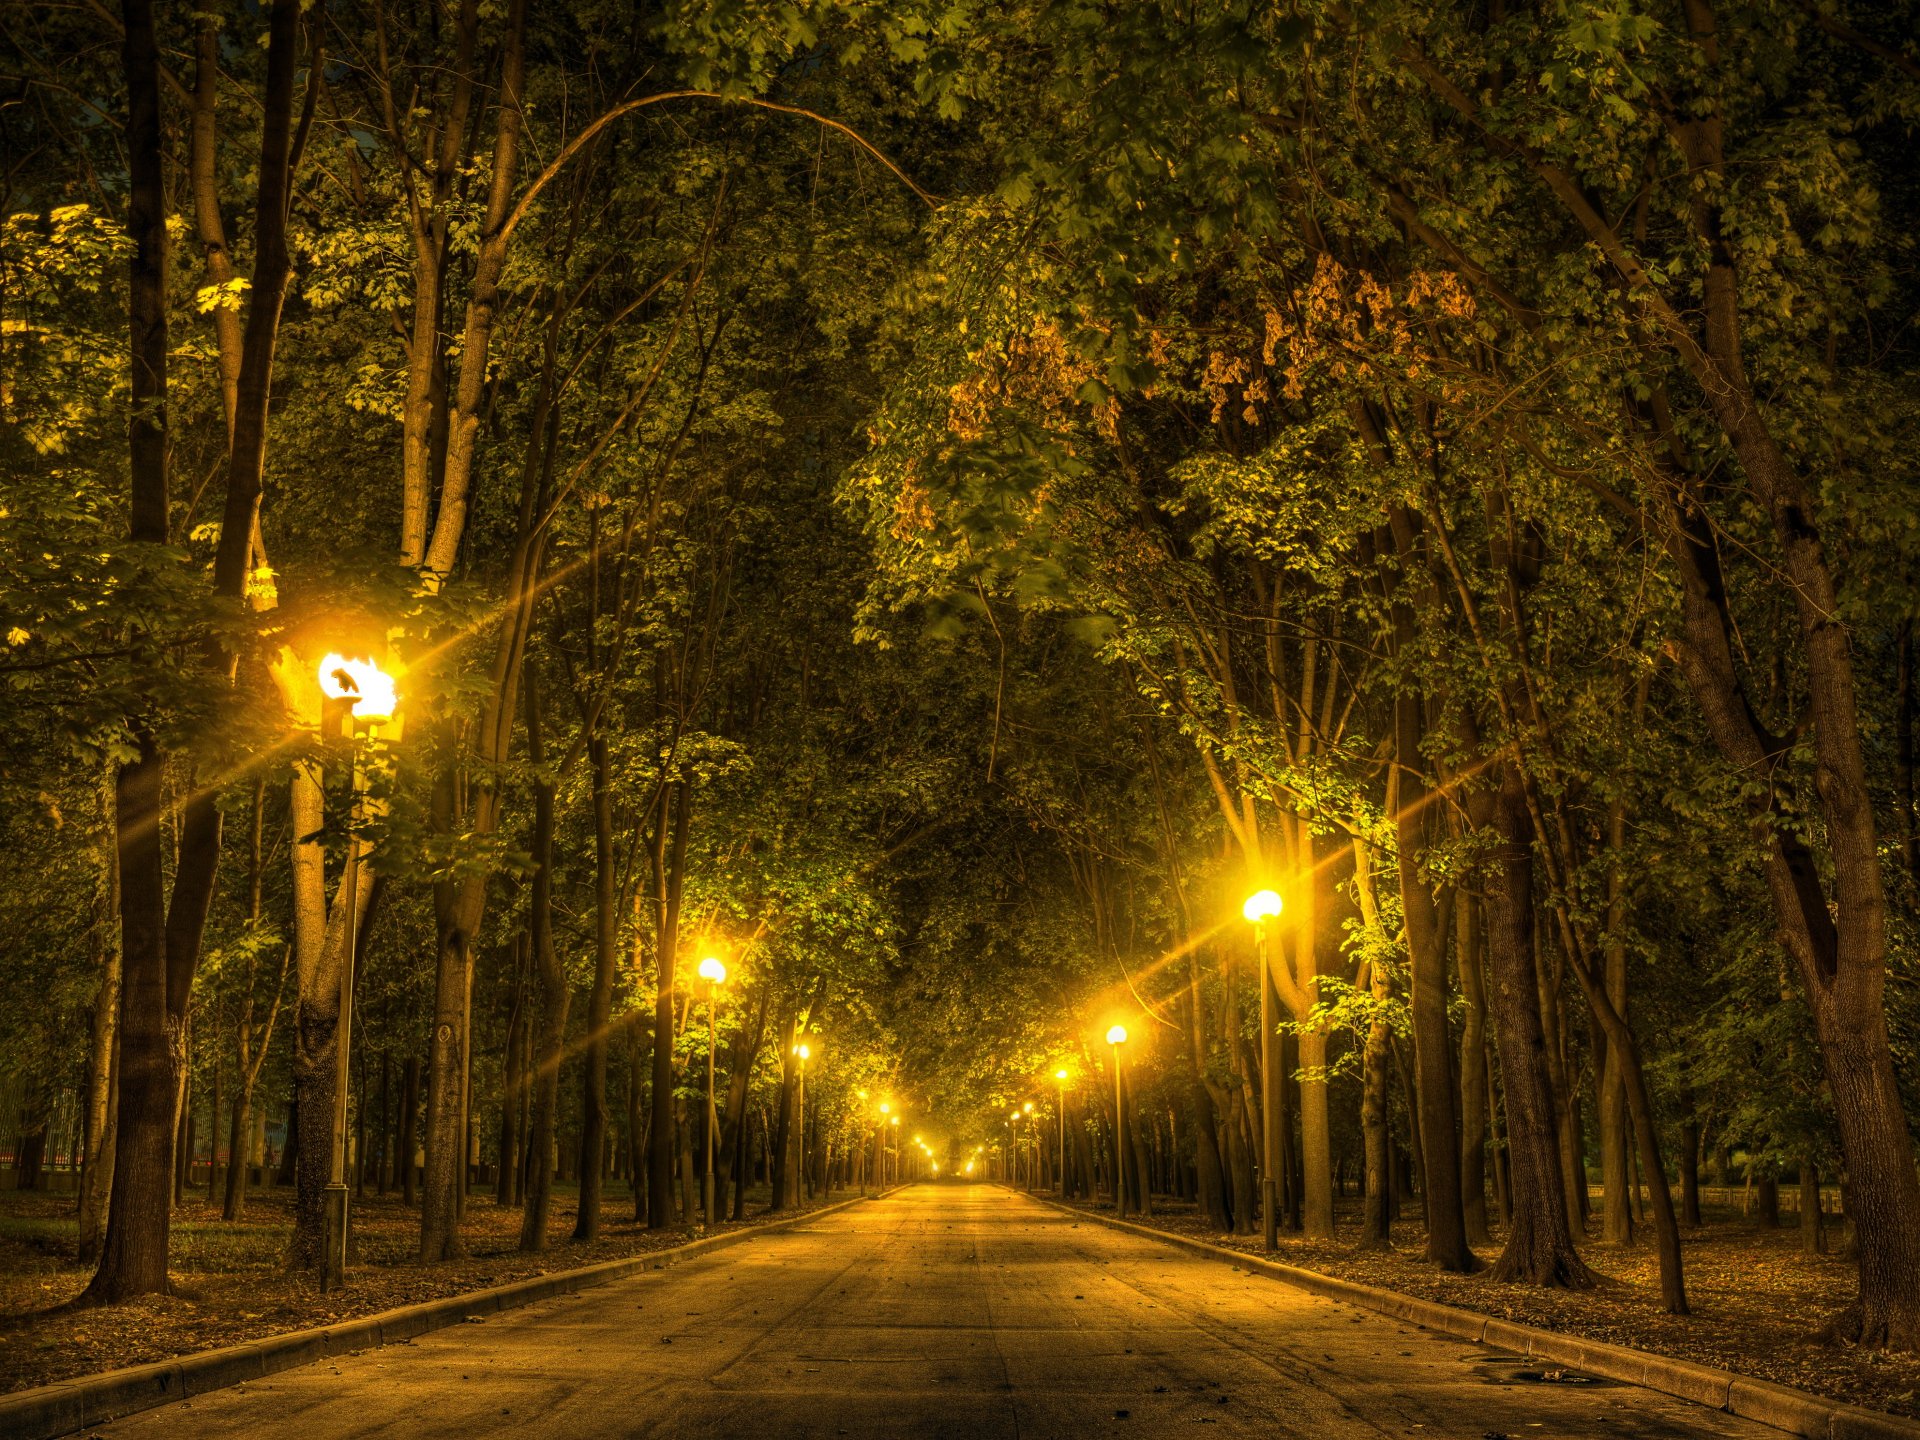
[1033, 1195, 1920, 1440]
[0, 1192, 879, 1440]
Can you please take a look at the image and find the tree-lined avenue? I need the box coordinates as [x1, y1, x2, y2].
[90, 1186, 1776, 1440]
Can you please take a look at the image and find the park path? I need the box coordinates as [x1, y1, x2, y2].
[95, 1185, 1778, 1439]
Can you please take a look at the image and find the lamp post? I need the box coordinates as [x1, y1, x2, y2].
[1055, 1069, 1069, 1198]
[1008, 1109, 1019, 1190]
[315, 653, 396, 1293]
[794, 1040, 812, 1200]
[1023, 1101, 1035, 1188]
[889, 1114, 900, 1187]
[1106, 1024, 1130, 1216]
[696, 956, 727, 1230]
[1243, 888, 1284, 1251]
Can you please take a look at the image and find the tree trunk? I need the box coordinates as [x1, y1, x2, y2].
[84, 0, 199, 1309]
[1534, 938, 1587, 1238]
[628, 1015, 651, 1224]
[1182, 960, 1231, 1230]
[395, 1058, 416, 1206]
[646, 783, 691, 1228]
[572, 734, 618, 1241]
[1680, 1114, 1702, 1228]
[1457, 891, 1492, 1247]
[1599, 796, 1634, 1246]
[78, 904, 121, 1264]
[1359, 950, 1392, 1250]
[1393, 695, 1473, 1268]
[519, 678, 570, 1252]
[1802, 1160, 1827, 1256]
[1294, 829, 1335, 1241]
[1477, 767, 1593, 1289]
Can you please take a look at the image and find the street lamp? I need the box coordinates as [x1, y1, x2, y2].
[697, 956, 727, 1230]
[1008, 1108, 1021, 1189]
[1106, 1024, 1130, 1216]
[1243, 887, 1284, 1252]
[1055, 1069, 1070, 1198]
[315, 652, 396, 1293]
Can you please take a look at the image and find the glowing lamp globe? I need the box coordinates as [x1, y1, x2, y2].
[1106, 1024, 1129, 1046]
[697, 956, 727, 985]
[318, 654, 397, 720]
[1242, 889, 1283, 924]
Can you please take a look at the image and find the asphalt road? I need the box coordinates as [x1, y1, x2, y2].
[99, 1185, 1779, 1439]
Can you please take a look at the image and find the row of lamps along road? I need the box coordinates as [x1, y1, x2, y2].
[307, 645, 1290, 1289]
[991, 888, 1286, 1246]
[303, 650, 893, 1284]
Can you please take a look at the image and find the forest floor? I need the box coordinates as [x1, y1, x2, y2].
[0, 1179, 853, 1395]
[1056, 1189, 1920, 1420]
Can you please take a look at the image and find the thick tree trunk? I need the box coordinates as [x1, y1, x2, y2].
[420, 850, 480, 1256]
[85, 5, 200, 1301]
[88, 738, 178, 1302]
[1680, 1114, 1702, 1228]
[1478, 769, 1593, 1289]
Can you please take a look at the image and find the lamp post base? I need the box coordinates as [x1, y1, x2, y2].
[321, 1182, 349, 1292]
[1262, 1177, 1279, 1252]
[702, 1174, 715, 1233]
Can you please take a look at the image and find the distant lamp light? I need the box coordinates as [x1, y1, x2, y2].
[318, 653, 397, 720]
[697, 956, 727, 986]
[1106, 1024, 1129, 1046]
[1242, 889, 1283, 924]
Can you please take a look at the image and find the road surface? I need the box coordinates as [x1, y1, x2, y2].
[100, 1185, 1777, 1439]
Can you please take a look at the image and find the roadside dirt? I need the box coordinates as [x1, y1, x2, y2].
[0, 1182, 850, 1394]
[1057, 1192, 1920, 1421]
